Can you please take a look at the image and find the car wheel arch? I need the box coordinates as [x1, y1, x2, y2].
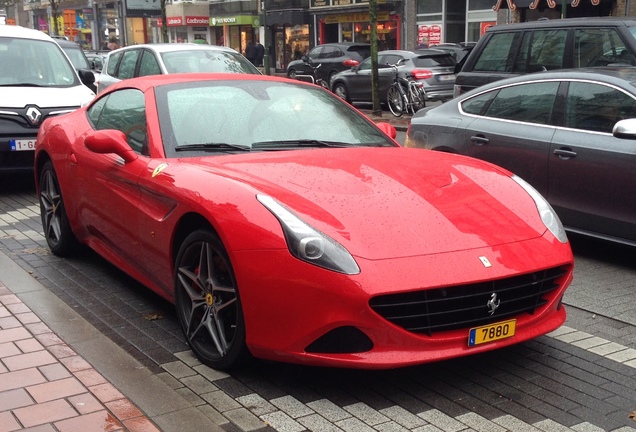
[333, 82, 350, 102]
[171, 212, 218, 267]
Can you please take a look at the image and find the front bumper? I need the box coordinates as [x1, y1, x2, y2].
[231, 234, 573, 369]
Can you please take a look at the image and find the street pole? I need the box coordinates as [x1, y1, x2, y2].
[261, 0, 270, 75]
[369, 0, 381, 116]
[561, 0, 566, 18]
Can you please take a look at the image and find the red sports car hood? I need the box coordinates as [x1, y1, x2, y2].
[188, 148, 548, 259]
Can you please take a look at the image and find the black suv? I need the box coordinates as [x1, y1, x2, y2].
[286, 43, 371, 85]
[454, 17, 636, 97]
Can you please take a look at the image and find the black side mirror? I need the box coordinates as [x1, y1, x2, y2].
[78, 69, 96, 93]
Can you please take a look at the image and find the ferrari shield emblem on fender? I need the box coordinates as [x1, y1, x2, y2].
[152, 163, 168, 178]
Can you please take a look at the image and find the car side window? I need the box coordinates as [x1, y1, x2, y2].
[565, 82, 636, 134]
[461, 90, 498, 115]
[473, 32, 519, 72]
[91, 89, 148, 155]
[383, 54, 403, 67]
[320, 47, 337, 59]
[106, 51, 123, 76]
[516, 29, 567, 73]
[575, 28, 634, 67]
[483, 81, 559, 125]
[117, 50, 140, 79]
[308, 47, 322, 61]
[138, 50, 161, 77]
[358, 58, 372, 71]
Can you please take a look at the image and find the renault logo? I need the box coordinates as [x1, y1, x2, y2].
[487, 293, 500, 315]
[26, 107, 42, 126]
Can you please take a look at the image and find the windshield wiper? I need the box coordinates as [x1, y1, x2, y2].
[251, 139, 352, 149]
[175, 143, 251, 152]
[0, 83, 45, 87]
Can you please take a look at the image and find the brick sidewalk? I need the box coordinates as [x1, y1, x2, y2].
[0, 282, 160, 432]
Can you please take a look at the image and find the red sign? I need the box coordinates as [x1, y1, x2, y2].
[166, 16, 183, 26]
[185, 16, 209, 26]
[418, 24, 442, 46]
[159, 16, 208, 27]
[481, 22, 496, 36]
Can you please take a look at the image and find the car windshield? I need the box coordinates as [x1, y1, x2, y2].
[160, 49, 260, 74]
[156, 80, 396, 157]
[0, 37, 79, 87]
[61, 45, 91, 70]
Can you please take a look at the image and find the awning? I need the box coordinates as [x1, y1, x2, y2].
[493, 0, 602, 10]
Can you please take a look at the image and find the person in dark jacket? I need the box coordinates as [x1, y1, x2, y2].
[245, 40, 257, 65]
[254, 39, 265, 67]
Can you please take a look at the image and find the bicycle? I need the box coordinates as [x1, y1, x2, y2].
[292, 63, 330, 90]
[386, 61, 426, 117]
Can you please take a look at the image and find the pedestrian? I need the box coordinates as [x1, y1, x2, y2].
[245, 40, 257, 65]
[107, 37, 120, 51]
[255, 39, 265, 67]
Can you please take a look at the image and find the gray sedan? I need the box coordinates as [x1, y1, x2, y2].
[331, 49, 456, 105]
[405, 67, 636, 246]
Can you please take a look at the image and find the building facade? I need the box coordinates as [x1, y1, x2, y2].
[6, 0, 636, 67]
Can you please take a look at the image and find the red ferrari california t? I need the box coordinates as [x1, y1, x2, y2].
[34, 73, 574, 370]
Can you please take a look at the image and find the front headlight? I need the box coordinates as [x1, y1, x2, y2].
[257, 195, 360, 275]
[511, 175, 568, 243]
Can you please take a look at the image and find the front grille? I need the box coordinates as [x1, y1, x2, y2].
[369, 266, 570, 336]
[0, 150, 35, 170]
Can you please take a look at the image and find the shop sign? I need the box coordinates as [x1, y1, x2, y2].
[185, 16, 209, 25]
[324, 11, 389, 24]
[167, 16, 183, 26]
[210, 15, 256, 27]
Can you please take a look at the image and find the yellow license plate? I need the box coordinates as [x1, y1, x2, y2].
[468, 319, 516, 346]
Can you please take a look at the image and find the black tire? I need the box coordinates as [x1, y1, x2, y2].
[287, 69, 297, 79]
[174, 230, 249, 370]
[333, 83, 350, 102]
[387, 85, 404, 117]
[328, 71, 338, 87]
[39, 160, 80, 256]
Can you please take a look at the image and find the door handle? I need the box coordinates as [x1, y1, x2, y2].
[553, 148, 577, 159]
[470, 135, 489, 146]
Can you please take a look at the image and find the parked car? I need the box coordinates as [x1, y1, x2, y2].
[454, 17, 636, 97]
[0, 25, 95, 174]
[286, 42, 371, 85]
[427, 42, 474, 63]
[96, 43, 260, 93]
[55, 39, 97, 92]
[406, 67, 636, 246]
[34, 73, 573, 370]
[85, 51, 109, 73]
[331, 49, 456, 105]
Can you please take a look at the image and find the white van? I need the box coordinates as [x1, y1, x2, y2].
[0, 25, 95, 174]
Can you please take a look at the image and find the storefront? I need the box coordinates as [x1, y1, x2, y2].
[492, 0, 615, 20]
[312, 9, 401, 50]
[166, 16, 212, 44]
[209, 15, 259, 54]
[165, 2, 212, 44]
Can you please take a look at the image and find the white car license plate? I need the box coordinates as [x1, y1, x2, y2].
[437, 74, 456, 81]
[10, 139, 37, 151]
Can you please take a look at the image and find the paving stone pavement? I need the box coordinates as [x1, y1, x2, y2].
[1, 178, 636, 432]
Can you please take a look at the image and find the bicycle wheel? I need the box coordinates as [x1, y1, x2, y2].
[409, 84, 426, 114]
[387, 85, 404, 117]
